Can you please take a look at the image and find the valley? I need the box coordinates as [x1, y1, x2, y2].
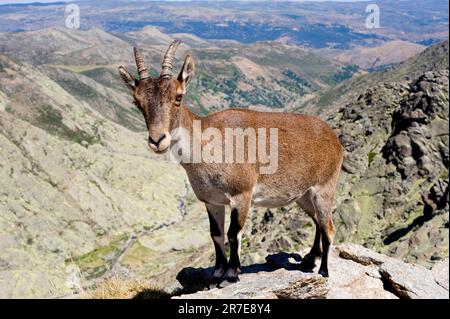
[0, 0, 448, 299]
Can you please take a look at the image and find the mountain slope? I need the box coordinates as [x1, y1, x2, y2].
[0, 27, 357, 117]
[0, 54, 212, 298]
[332, 40, 426, 70]
[295, 40, 449, 114]
[328, 70, 449, 266]
[237, 47, 449, 271]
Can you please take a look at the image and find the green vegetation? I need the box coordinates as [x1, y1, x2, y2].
[316, 83, 347, 109]
[58, 79, 100, 100]
[35, 104, 100, 145]
[186, 88, 209, 115]
[368, 148, 377, 166]
[81, 67, 112, 80]
[194, 50, 233, 61]
[238, 87, 284, 108]
[321, 65, 358, 86]
[439, 169, 449, 180]
[70, 234, 128, 279]
[274, 70, 312, 96]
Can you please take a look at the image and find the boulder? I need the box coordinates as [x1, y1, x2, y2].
[380, 260, 448, 299]
[432, 259, 449, 291]
[174, 244, 449, 299]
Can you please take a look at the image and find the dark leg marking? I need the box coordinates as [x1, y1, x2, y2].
[219, 208, 245, 287]
[206, 204, 227, 286]
[299, 220, 322, 271]
[318, 228, 331, 278]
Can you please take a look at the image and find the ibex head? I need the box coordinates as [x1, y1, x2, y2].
[119, 40, 195, 153]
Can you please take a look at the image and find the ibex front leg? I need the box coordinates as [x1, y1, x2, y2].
[206, 204, 227, 286]
[221, 193, 251, 286]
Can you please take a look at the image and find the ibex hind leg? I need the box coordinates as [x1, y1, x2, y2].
[297, 183, 336, 277]
[296, 191, 322, 272]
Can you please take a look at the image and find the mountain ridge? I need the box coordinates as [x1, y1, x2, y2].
[0, 29, 448, 298]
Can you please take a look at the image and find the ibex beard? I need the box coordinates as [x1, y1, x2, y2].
[118, 40, 344, 286]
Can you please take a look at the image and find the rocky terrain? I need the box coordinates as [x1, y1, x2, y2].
[234, 45, 449, 273]
[329, 69, 449, 266]
[0, 22, 448, 298]
[0, 50, 213, 298]
[297, 40, 449, 114]
[175, 244, 449, 299]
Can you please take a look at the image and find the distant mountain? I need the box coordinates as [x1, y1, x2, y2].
[331, 41, 426, 70]
[295, 40, 449, 114]
[0, 0, 448, 46]
[0, 26, 356, 120]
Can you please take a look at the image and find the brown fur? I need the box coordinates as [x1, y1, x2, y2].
[119, 42, 344, 283]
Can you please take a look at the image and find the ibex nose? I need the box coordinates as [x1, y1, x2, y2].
[148, 134, 166, 148]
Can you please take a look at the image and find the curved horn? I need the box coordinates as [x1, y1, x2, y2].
[161, 40, 181, 78]
[133, 47, 149, 80]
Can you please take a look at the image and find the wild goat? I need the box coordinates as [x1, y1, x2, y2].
[119, 41, 343, 285]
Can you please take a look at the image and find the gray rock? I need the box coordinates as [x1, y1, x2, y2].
[380, 260, 448, 299]
[175, 246, 398, 299]
[337, 243, 391, 266]
[432, 258, 449, 291]
[175, 245, 449, 299]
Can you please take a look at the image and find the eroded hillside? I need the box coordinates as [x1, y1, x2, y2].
[0, 27, 356, 119]
[0, 55, 211, 298]
[0, 27, 448, 298]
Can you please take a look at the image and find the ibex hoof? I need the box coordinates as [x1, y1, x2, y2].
[218, 268, 240, 288]
[318, 268, 329, 278]
[298, 254, 317, 272]
[209, 267, 226, 288]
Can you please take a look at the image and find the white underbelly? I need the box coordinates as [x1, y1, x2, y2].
[251, 184, 309, 208]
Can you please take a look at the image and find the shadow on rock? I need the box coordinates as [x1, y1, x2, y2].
[176, 252, 304, 293]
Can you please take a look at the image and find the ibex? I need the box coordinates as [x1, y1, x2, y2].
[119, 41, 343, 285]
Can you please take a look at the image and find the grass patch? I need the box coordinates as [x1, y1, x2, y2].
[439, 169, 449, 180]
[316, 84, 346, 108]
[69, 235, 128, 280]
[368, 149, 377, 166]
[84, 276, 174, 299]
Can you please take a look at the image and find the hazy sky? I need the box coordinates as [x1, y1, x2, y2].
[0, 0, 68, 3]
[0, 0, 367, 4]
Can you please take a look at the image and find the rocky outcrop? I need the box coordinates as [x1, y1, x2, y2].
[238, 69, 449, 272]
[174, 244, 449, 299]
[325, 70, 449, 267]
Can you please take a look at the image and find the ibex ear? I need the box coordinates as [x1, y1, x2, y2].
[177, 54, 195, 93]
[119, 65, 136, 91]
